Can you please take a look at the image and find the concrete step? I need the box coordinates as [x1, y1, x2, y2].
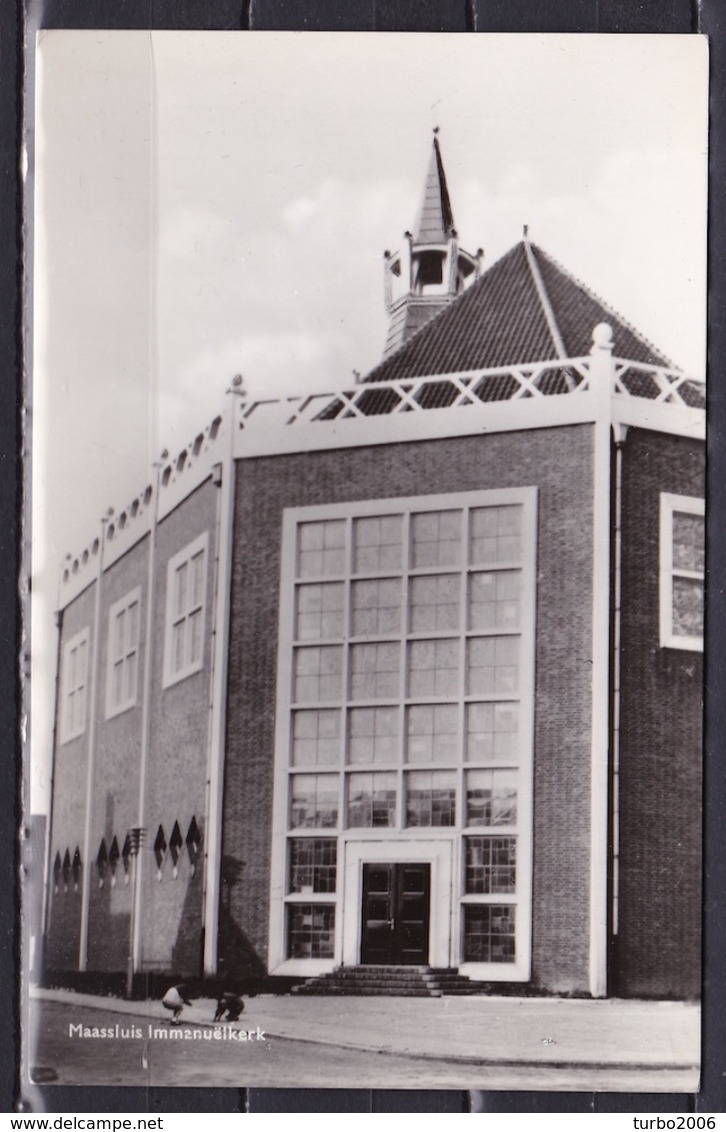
[292, 965, 478, 997]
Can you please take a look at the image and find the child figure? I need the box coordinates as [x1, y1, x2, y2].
[213, 991, 245, 1023]
[161, 984, 192, 1025]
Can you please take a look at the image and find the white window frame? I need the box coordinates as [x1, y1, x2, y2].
[60, 627, 90, 744]
[105, 586, 142, 719]
[268, 488, 536, 981]
[163, 532, 209, 689]
[659, 493, 704, 652]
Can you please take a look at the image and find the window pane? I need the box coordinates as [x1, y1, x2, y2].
[298, 520, 346, 577]
[463, 904, 515, 963]
[348, 707, 399, 764]
[125, 652, 138, 703]
[353, 515, 403, 573]
[172, 622, 185, 674]
[466, 769, 518, 826]
[292, 710, 341, 765]
[672, 511, 705, 573]
[405, 770, 456, 827]
[411, 510, 462, 568]
[466, 702, 520, 762]
[470, 506, 522, 564]
[465, 836, 517, 894]
[350, 643, 400, 700]
[289, 774, 339, 829]
[467, 636, 519, 696]
[188, 609, 203, 665]
[287, 904, 335, 958]
[174, 561, 188, 618]
[288, 839, 337, 894]
[672, 577, 704, 638]
[127, 601, 140, 649]
[406, 705, 459, 763]
[293, 646, 343, 703]
[190, 550, 205, 607]
[408, 639, 459, 697]
[410, 574, 460, 632]
[296, 583, 345, 640]
[351, 578, 401, 636]
[468, 571, 521, 631]
[346, 772, 396, 828]
[114, 610, 125, 661]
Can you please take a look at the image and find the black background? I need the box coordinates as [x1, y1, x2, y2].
[2, 0, 724, 1115]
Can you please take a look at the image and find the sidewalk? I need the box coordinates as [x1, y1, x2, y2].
[31, 985, 699, 1073]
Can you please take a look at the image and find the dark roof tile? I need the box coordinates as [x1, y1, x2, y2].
[364, 240, 671, 384]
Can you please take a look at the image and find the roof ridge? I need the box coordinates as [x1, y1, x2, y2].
[364, 243, 527, 382]
[523, 239, 568, 360]
[529, 241, 676, 370]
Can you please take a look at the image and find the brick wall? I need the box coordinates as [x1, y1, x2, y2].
[45, 580, 97, 970]
[615, 428, 704, 998]
[47, 477, 219, 978]
[86, 536, 148, 972]
[141, 479, 218, 975]
[221, 424, 596, 993]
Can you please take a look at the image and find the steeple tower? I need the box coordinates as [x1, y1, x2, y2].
[382, 132, 481, 358]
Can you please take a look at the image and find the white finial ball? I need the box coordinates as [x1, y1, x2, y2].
[592, 323, 613, 348]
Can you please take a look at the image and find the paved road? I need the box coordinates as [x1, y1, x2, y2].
[26, 1000, 698, 1094]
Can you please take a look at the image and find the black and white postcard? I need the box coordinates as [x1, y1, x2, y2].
[23, 31, 708, 1097]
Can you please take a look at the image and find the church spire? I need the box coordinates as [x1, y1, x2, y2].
[414, 133, 455, 244]
[382, 132, 481, 359]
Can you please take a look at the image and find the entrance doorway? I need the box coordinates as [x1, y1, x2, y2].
[360, 862, 430, 965]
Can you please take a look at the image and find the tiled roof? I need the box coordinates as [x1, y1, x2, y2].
[364, 240, 672, 384]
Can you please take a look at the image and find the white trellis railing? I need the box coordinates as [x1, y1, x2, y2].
[249, 355, 704, 428]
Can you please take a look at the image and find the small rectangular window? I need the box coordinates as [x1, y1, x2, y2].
[463, 904, 516, 963]
[61, 628, 90, 743]
[348, 707, 399, 765]
[289, 774, 338, 829]
[163, 533, 209, 687]
[660, 494, 704, 651]
[346, 771, 396, 828]
[405, 769, 456, 827]
[288, 839, 337, 894]
[291, 710, 341, 766]
[105, 587, 141, 718]
[465, 836, 517, 894]
[287, 904, 335, 959]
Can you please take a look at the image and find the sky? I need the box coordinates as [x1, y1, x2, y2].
[29, 31, 709, 811]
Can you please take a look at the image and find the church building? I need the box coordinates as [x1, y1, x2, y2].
[43, 138, 705, 1001]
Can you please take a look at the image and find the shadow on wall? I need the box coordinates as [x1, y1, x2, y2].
[170, 856, 206, 977]
[217, 854, 266, 979]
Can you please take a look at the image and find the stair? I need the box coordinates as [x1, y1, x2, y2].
[292, 965, 482, 997]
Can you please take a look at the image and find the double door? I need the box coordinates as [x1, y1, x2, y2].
[360, 862, 430, 965]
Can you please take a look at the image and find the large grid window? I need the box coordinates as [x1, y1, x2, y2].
[61, 628, 90, 743]
[163, 533, 208, 687]
[660, 494, 704, 651]
[106, 588, 141, 718]
[277, 490, 535, 970]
